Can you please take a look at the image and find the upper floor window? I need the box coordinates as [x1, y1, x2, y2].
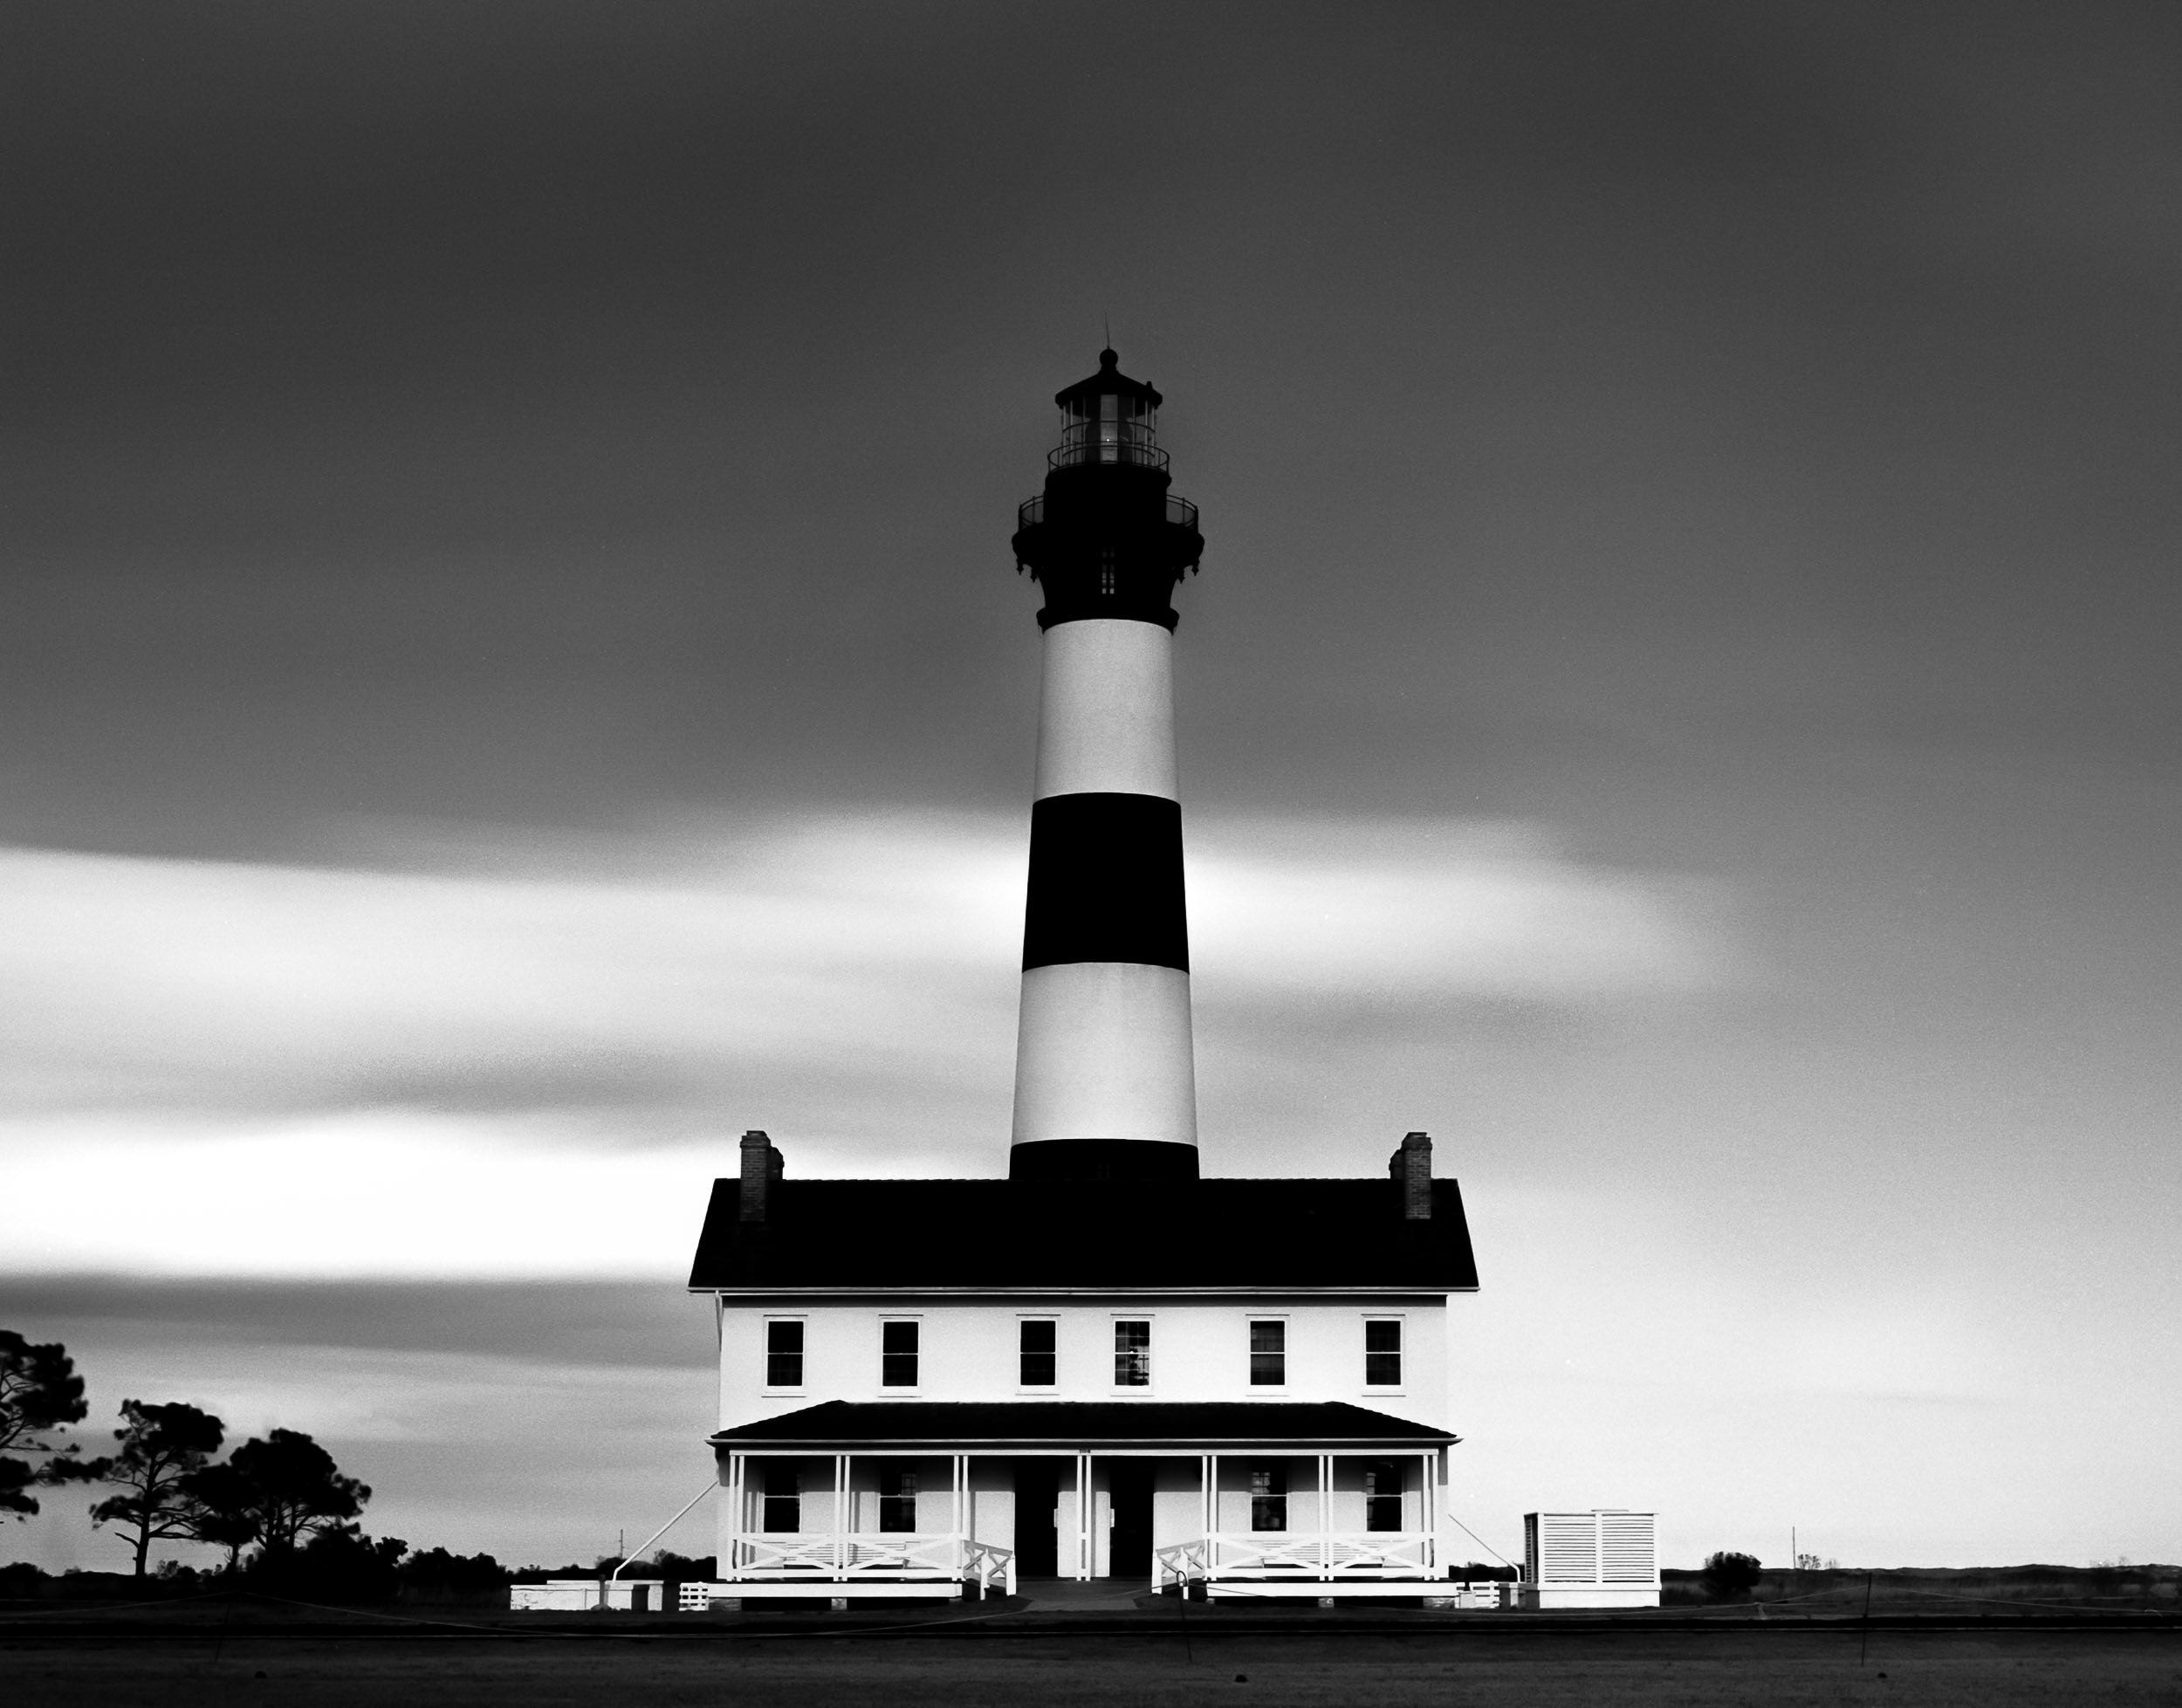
[1362, 1459, 1403, 1533]
[1114, 1320, 1150, 1387]
[1364, 1318, 1403, 1387]
[1019, 1319, 1057, 1388]
[1249, 1320, 1287, 1387]
[1249, 1464, 1287, 1533]
[879, 1465, 918, 1533]
[760, 1464, 799, 1533]
[882, 1320, 919, 1387]
[765, 1320, 804, 1389]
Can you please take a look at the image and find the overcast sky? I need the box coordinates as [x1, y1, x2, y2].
[6, 1, 2179, 1572]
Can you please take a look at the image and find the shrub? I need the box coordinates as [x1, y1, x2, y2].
[397, 1547, 511, 1602]
[250, 1526, 406, 1604]
[1701, 1551, 1763, 1600]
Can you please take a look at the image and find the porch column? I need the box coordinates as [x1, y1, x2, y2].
[835, 1452, 849, 1573]
[1206, 1451, 1218, 1578]
[1320, 1452, 1333, 1575]
[725, 1452, 743, 1576]
[1421, 1451, 1436, 1574]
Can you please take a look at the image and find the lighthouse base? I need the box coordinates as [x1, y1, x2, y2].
[1009, 1138, 1200, 1183]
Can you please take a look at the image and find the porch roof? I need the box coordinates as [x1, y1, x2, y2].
[688, 1176, 1478, 1293]
[710, 1400, 1458, 1451]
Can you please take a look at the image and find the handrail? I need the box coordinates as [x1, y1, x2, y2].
[1160, 1531, 1444, 1587]
[1014, 494, 1199, 531]
[610, 1479, 717, 1582]
[961, 1539, 1018, 1597]
[724, 1530, 1012, 1588]
[1048, 441, 1170, 471]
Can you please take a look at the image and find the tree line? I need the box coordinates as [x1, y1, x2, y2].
[5, 1328, 422, 1588]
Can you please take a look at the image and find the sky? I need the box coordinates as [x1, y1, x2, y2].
[4, 0, 2179, 1572]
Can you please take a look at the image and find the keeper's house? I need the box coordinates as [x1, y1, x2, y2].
[687, 352, 1481, 1600]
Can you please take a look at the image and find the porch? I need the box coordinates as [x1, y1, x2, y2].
[720, 1451, 1017, 1595]
[711, 1401, 1461, 1594]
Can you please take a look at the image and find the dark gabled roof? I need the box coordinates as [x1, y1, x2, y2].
[687, 1177, 1477, 1293]
[712, 1400, 1456, 1449]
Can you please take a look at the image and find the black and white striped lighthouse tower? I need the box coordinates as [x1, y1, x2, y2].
[1007, 350, 1206, 1184]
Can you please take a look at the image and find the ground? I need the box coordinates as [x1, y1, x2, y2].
[7, 1631, 2181, 1707]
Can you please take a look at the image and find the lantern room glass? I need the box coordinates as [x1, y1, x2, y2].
[1058, 390, 1159, 467]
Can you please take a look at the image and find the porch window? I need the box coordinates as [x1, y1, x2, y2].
[1248, 1464, 1287, 1533]
[882, 1320, 919, 1387]
[760, 1465, 799, 1533]
[1019, 1319, 1057, 1387]
[765, 1320, 804, 1389]
[1249, 1320, 1286, 1386]
[1364, 1318, 1403, 1386]
[1362, 1460, 1403, 1533]
[878, 1466, 918, 1533]
[1114, 1320, 1150, 1387]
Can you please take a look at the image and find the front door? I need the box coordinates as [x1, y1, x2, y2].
[1108, 1460, 1153, 1578]
[1014, 1460, 1060, 1578]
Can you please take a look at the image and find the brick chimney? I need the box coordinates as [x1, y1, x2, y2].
[738, 1129, 785, 1223]
[1388, 1130, 1432, 1220]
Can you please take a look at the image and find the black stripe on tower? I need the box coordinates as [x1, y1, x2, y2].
[1020, 792, 1190, 972]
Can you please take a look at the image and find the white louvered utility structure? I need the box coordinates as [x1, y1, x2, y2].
[1522, 1509, 1660, 1609]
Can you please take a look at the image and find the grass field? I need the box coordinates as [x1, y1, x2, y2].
[8, 1631, 2181, 1706]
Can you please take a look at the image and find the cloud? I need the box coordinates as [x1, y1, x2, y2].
[0, 813, 1728, 1275]
[0, 1111, 716, 1279]
[2, 813, 1721, 1113]
[1192, 818, 1723, 1002]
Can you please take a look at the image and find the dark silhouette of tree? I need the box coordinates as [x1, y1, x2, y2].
[396, 1547, 511, 1602]
[1701, 1550, 1764, 1600]
[222, 1429, 369, 1559]
[0, 1330, 91, 1519]
[179, 1461, 259, 1573]
[264, 1526, 406, 1602]
[79, 1401, 226, 1577]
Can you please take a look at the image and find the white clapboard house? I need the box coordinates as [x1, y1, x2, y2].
[686, 352, 1483, 1602]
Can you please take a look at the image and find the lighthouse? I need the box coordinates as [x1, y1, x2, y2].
[685, 348, 1481, 1602]
[1006, 349, 1206, 1184]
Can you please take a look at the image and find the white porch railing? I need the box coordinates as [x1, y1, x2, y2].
[1156, 1538, 1211, 1586]
[1156, 1531, 1436, 1585]
[961, 1539, 1018, 1597]
[726, 1531, 1013, 1593]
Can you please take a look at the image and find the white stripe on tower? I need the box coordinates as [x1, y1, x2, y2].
[1011, 618, 1197, 1153]
[1033, 619, 1177, 799]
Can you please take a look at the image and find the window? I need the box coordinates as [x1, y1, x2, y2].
[1019, 1319, 1056, 1388]
[765, 1320, 804, 1389]
[879, 1465, 918, 1533]
[1365, 1318, 1403, 1387]
[1248, 1464, 1287, 1533]
[760, 1464, 799, 1533]
[1249, 1320, 1286, 1387]
[882, 1320, 919, 1387]
[1362, 1460, 1403, 1533]
[1113, 1320, 1150, 1387]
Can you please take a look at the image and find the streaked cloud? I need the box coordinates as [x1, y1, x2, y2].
[0, 813, 1725, 1276]
[1, 813, 1721, 1110]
